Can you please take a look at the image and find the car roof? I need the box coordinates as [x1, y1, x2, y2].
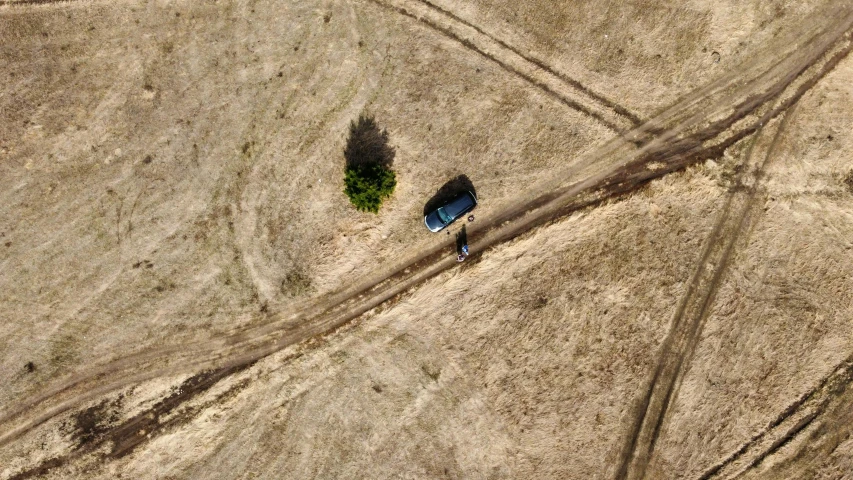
[444, 191, 475, 217]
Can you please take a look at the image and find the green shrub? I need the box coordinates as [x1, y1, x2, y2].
[343, 115, 397, 213]
[344, 163, 397, 213]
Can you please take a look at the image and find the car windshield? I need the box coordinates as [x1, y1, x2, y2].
[437, 207, 452, 224]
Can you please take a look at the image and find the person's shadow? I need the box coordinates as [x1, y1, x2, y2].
[423, 174, 477, 217]
[455, 225, 468, 255]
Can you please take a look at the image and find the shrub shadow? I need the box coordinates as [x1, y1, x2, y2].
[344, 114, 395, 168]
[423, 174, 477, 216]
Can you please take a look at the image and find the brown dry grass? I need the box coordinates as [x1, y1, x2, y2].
[1, 0, 852, 479]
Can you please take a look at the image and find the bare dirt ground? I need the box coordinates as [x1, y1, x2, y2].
[1, 0, 853, 479]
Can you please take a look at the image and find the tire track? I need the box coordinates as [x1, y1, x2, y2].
[610, 19, 853, 197]
[614, 103, 799, 480]
[363, 0, 638, 134]
[236, 0, 372, 303]
[733, 358, 853, 479]
[613, 13, 853, 478]
[411, 0, 643, 127]
[2, 6, 853, 476]
[698, 353, 853, 479]
[6, 362, 257, 480]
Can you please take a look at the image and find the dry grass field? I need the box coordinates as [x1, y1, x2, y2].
[1, 0, 852, 479]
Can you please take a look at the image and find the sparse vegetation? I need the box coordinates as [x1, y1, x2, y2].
[343, 115, 397, 213]
[844, 170, 853, 193]
[421, 364, 441, 382]
[281, 268, 312, 297]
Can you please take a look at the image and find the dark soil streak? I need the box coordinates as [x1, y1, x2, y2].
[7, 364, 252, 480]
[69, 396, 123, 449]
[107, 363, 251, 459]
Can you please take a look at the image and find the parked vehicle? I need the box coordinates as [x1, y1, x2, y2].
[424, 191, 477, 232]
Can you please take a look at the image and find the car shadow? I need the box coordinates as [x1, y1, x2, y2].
[423, 174, 477, 216]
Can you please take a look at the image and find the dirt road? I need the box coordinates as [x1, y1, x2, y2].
[614, 106, 798, 480]
[612, 11, 853, 478]
[2, 2, 852, 478]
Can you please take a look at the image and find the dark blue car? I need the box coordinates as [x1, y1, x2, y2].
[424, 191, 477, 232]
